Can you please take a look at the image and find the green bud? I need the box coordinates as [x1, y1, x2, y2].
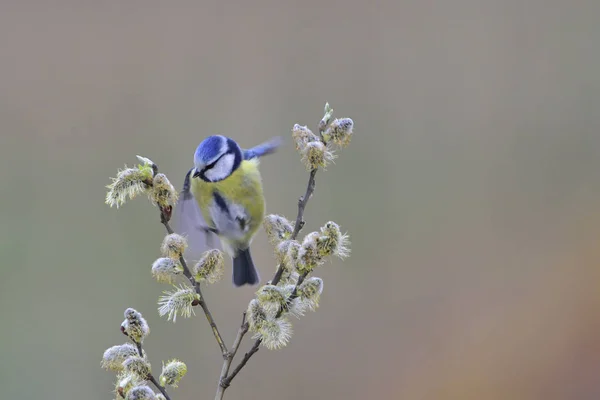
[193, 249, 225, 284]
[135, 155, 156, 169]
[159, 359, 187, 387]
[318, 102, 334, 133]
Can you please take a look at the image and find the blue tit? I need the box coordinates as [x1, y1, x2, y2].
[177, 135, 281, 286]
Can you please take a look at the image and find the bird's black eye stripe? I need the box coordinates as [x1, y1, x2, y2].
[201, 153, 225, 173]
[201, 148, 237, 174]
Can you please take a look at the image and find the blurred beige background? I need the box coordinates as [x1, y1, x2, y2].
[1, 1, 600, 399]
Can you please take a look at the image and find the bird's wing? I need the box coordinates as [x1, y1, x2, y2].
[175, 168, 222, 263]
[243, 136, 283, 160]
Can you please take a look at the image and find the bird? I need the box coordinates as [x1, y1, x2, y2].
[177, 135, 281, 286]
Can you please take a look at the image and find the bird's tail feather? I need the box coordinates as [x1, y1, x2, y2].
[232, 248, 260, 286]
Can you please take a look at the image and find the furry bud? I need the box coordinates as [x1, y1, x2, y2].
[161, 233, 187, 259]
[102, 343, 139, 371]
[301, 141, 336, 170]
[263, 214, 294, 245]
[292, 124, 320, 152]
[151, 173, 178, 208]
[159, 359, 187, 387]
[324, 118, 353, 147]
[247, 299, 268, 332]
[122, 356, 151, 380]
[193, 249, 225, 284]
[285, 240, 302, 271]
[106, 164, 153, 208]
[296, 277, 324, 311]
[158, 284, 198, 322]
[296, 232, 324, 274]
[318, 221, 351, 259]
[127, 385, 156, 400]
[121, 308, 150, 343]
[274, 239, 294, 265]
[151, 258, 183, 284]
[115, 371, 143, 399]
[256, 285, 292, 315]
[257, 318, 293, 350]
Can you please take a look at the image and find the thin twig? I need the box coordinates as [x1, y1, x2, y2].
[149, 375, 172, 400]
[133, 341, 172, 400]
[215, 313, 248, 400]
[159, 208, 228, 357]
[272, 169, 317, 284]
[220, 340, 260, 390]
[220, 272, 307, 388]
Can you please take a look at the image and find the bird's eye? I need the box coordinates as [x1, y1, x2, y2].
[201, 157, 220, 173]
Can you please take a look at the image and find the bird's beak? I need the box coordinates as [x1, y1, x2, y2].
[192, 168, 202, 178]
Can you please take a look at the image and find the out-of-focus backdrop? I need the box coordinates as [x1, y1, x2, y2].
[1, 1, 600, 399]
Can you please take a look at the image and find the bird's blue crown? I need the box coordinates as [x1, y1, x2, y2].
[192, 135, 243, 182]
[194, 135, 228, 165]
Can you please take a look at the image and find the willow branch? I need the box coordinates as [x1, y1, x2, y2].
[134, 341, 172, 400]
[218, 160, 321, 394]
[220, 272, 308, 388]
[159, 207, 228, 357]
[215, 313, 248, 400]
[272, 168, 317, 284]
[147, 164, 228, 357]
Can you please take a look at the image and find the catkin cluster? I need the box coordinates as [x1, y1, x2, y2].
[102, 308, 187, 400]
[103, 101, 354, 398]
[250, 103, 353, 350]
[106, 152, 228, 322]
[105, 156, 178, 209]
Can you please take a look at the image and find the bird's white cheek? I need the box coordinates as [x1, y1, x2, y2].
[205, 154, 235, 181]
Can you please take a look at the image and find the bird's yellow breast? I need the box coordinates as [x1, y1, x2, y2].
[190, 159, 265, 243]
